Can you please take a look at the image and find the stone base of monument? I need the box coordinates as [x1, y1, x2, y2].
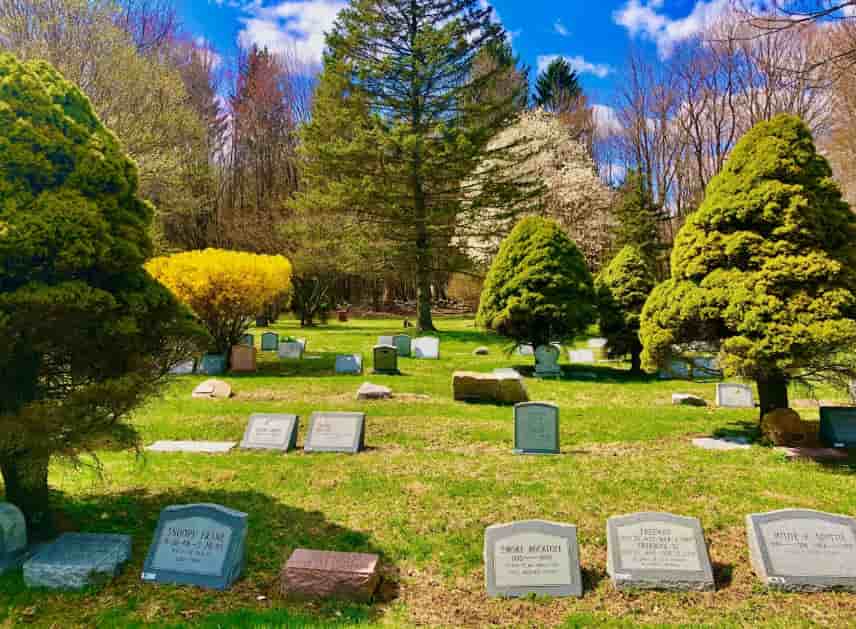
[23, 533, 131, 590]
[533, 368, 562, 380]
[281, 549, 380, 603]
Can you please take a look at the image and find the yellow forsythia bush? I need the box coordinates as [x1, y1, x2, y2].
[147, 249, 292, 353]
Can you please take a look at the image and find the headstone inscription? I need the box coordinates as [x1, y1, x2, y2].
[335, 354, 363, 375]
[240, 334, 254, 347]
[240, 414, 298, 452]
[0, 503, 27, 575]
[606, 512, 714, 591]
[484, 520, 582, 598]
[197, 354, 226, 375]
[23, 533, 132, 590]
[819, 406, 856, 448]
[279, 341, 304, 360]
[230, 345, 257, 373]
[261, 332, 279, 352]
[513, 403, 559, 455]
[746, 509, 856, 591]
[169, 359, 196, 375]
[393, 334, 411, 358]
[142, 503, 248, 590]
[412, 337, 440, 359]
[716, 383, 754, 408]
[534, 345, 561, 379]
[304, 412, 366, 454]
[281, 549, 381, 602]
[372, 345, 399, 375]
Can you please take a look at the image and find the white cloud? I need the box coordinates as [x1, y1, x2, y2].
[537, 54, 613, 78]
[593, 104, 622, 135]
[554, 20, 570, 37]
[194, 36, 223, 69]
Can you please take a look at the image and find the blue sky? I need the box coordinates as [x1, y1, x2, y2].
[179, 0, 734, 106]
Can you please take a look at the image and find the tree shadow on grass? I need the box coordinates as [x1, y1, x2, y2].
[506, 364, 658, 384]
[711, 420, 761, 443]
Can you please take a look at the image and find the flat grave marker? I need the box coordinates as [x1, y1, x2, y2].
[513, 402, 559, 455]
[240, 414, 298, 452]
[147, 441, 236, 454]
[393, 334, 411, 358]
[281, 549, 380, 602]
[304, 412, 366, 454]
[716, 383, 754, 408]
[606, 512, 714, 591]
[372, 345, 399, 375]
[819, 406, 856, 448]
[0, 503, 27, 575]
[142, 503, 248, 590]
[412, 337, 439, 359]
[335, 354, 363, 375]
[24, 533, 131, 590]
[261, 332, 279, 352]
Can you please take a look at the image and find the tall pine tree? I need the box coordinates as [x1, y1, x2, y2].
[612, 169, 663, 270]
[534, 57, 582, 113]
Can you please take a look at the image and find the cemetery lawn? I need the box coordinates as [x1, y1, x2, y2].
[2, 316, 856, 629]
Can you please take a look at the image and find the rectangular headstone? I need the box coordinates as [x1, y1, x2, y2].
[240, 334, 254, 347]
[606, 512, 714, 591]
[393, 334, 411, 357]
[281, 549, 380, 602]
[142, 503, 248, 590]
[746, 509, 856, 591]
[534, 345, 561, 379]
[568, 349, 595, 363]
[335, 354, 363, 375]
[514, 403, 559, 455]
[378, 335, 394, 347]
[691, 356, 721, 378]
[146, 441, 236, 454]
[819, 406, 856, 448]
[240, 414, 298, 452]
[169, 359, 196, 375]
[230, 345, 257, 373]
[24, 533, 131, 590]
[412, 337, 439, 359]
[261, 332, 279, 352]
[0, 503, 28, 575]
[515, 344, 534, 357]
[304, 412, 365, 454]
[278, 342, 303, 360]
[372, 345, 399, 375]
[197, 354, 226, 376]
[716, 383, 754, 408]
[484, 520, 582, 598]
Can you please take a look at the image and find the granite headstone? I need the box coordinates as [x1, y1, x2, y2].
[412, 337, 439, 359]
[169, 359, 196, 375]
[513, 403, 559, 455]
[278, 341, 304, 360]
[335, 354, 363, 375]
[393, 334, 411, 358]
[304, 412, 366, 454]
[0, 503, 27, 575]
[716, 383, 754, 408]
[372, 345, 399, 375]
[240, 414, 298, 452]
[534, 345, 561, 379]
[819, 406, 856, 448]
[281, 549, 380, 602]
[24, 533, 131, 590]
[230, 345, 257, 373]
[261, 332, 279, 352]
[197, 354, 226, 376]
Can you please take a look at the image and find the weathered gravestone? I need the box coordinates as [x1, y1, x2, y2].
[24, 533, 131, 590]
[378, 335, 395, 347]
[568, 349, 595, 364]
[169, 359, 196, 375]
[304, 412, 366, 454]
[819, 406, 856, 448]
[746, 509, 856, 591]
[142, 504, 248, 590]
[513, 403, 559, 455]
[658, 359, 691, 380]
[240, 414, 298, 452]
[453, 371, 528, 404]
[197, 354, 226, 376]
[191, 379, 232, 400]
[692, 356, 721, 378]
[393, 334, 411, 358]
[515, 344, 534, 357]
[230, 345, 257, 373]
[281, 549, 381, 602]
[279, 341, 304, 360]
[412, 337, 439, 359]
[147, 441, 236, 454]
[335, 354, 363, 375]
[716, 383, 754, 408]
[240, 334, 254, 347]
[534, 345, 561, 379]
[606, 512, 714, 591]
[0, 503, 27, 575]
[372, 345, 399, 375]
[484, 520, 582, 598]
[261, 332, 279, 352]
[356, 382, 392, 400]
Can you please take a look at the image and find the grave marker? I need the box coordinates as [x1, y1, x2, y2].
[197, 354, 226, 376]
[412, 337, 439, 359]
[278, 341, 304, 360]
[568, 349, 595, 363]
[230, 345, 257, 373]
[515, 344, 534, 357]
[393, 334, 411, 358]
[534, 345, 561, 379]
[514, 403, 559, 455]
[261, 332, 279, 352]
[240, 414, 298, 452]
[240, 334, 254, 347]
[0, 503, 27, 575]
[281, 549, 380, 602]
[142, 504, 248, 590]
[372, 345, 399, 375]
[304, 412, 365, 454]
[378, 335, 395, 347]
[191, 379, 231, 400]
[819, 406, 856, 448]
[169, 359, 195, 375]
[716, 383, 754, 408]
[335, 354, 363, 375]
[24, 533, 131, 590]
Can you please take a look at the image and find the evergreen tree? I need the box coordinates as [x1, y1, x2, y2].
[640, 115, 856, 417]
[469, 40, 529, 111]
[612, 169, 662, 269]
[534, 57, 582, 113]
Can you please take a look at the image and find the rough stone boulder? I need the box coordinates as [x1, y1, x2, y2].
[356, 382, 392, 400]
[452, 371, 528, 404]
[672, 393, 707, 407]
[761, 408, 819, 446]
[191, 379, 232, 399]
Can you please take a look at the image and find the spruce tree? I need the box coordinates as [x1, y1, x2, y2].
[612, 169, 663, 269]
[534, 57, 582, 113]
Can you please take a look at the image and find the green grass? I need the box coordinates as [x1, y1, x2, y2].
[2, 316, 855, 628]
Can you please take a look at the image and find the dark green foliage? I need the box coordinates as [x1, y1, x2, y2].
[533, 57, 581, 113]
[612, 169, 663, 269]
[0, 53, 206, 535]
[640, 114, 856, 415]
[477, 216, 596, 346]
[596, 246, 656, 374]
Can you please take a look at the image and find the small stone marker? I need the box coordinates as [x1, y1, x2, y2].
[0, 503, 27, 575]
[142, 503, 248, 590]
[516, 344, 534, 356]
[716, 383, 754, 408]
[304, 412, 366, 454]
[261, 332, 279, 352]
[746, 509, 856, 592]
[606, 512, 714, 591]
[169, 359, 195, 375]
[146, 441, 236, 454]
[393, 334, 411, 357]
[372, 345, 399, 375]
[240, 334, 254, 347]
[412, 337, 439, 359]
[197, 354, 226, 375]
[672, 393, 707, 407]
[281, 549, 380, 602]
[24, 533, 131, 590]
[240, 414, 298, 452]
[230, 345, 257, 373]
[279, 341, 304, 360]
[378, 335, 394, 347]
[534, 345, 561, 379]
[514, 402, 559, 455]
[356, 382, 392, 400]
[568, 349, 595, 363]
[691, 436, 751, 451]
[335, 354, 363, 375]
[587, 338, 607, 349]
[484, 520, 582, 598]
[191, 379, 232, 400]
[819, 406, 856, 448]
[453, 371, 528, 404]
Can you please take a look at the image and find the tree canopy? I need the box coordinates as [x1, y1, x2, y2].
[534, 57, 582, 113]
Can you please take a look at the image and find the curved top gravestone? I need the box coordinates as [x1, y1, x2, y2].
[0, 503, 27, 574]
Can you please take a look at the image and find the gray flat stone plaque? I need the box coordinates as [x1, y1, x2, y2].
[261, 332, 279, 351]
[372, 345, 399, 375]
[484, 520, 582, 598]
[393, 334, 411, 357]
[0, 503, 27, 575]
[146, 441, 236, 454]
[568, 349, 595, 363]
[607, 512, 714, 591]
[412, 337, 439, 359]
[142, 503, 248, 590]
[24, 533, 131, 590]
[716, 383, 754, 408]
[304, 412, 365, 454]
[819, 406, 856, 448]
[692, 437, 751, 451]
[240, 414, 298, 452]
[514, 403, 559, 455]
[335, 354, 363, 375]
[746, 509, 856, 591]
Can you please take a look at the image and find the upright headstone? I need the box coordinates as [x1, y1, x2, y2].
[304, 412, 366, 454]
[240, 414, 298, 452]
[691, 356, 721, 378]
[142, 504, 248, 590]
[393, 334, 411, 358]
[240, 334, 254, 347]
[335, 354, 363, 375]
[658, 359, 690, 380]
[412, 337, 439, 359]
[169, 359, 196, 375]
[230, 345, 257, 373]
[587, 338, 608, 350]
[716, 383, 754, 408]
[278, 341, 304, 360]
[568, 349, 595, 363]
[513, 403, 559, 455]
[0, 503, 27, 575]
[261, 332, 279, 352]
[24, 533, 132, 590]
[515, 344, 534, 357]
[197, 354, 226, 376]
[606, 512, 714, 591]
[378, 335, 395, 347]
[372, 345, 399, 375]
[534, 345, 561, 379]
[484, 520, 582, 598]
[746, 509, 856, 592]
[819, 406, 856, 448]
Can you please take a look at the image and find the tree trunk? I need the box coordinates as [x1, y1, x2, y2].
[1, 452, 54, 541]
[629, 350, 642, 375]
[757, 372, 789, 420]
